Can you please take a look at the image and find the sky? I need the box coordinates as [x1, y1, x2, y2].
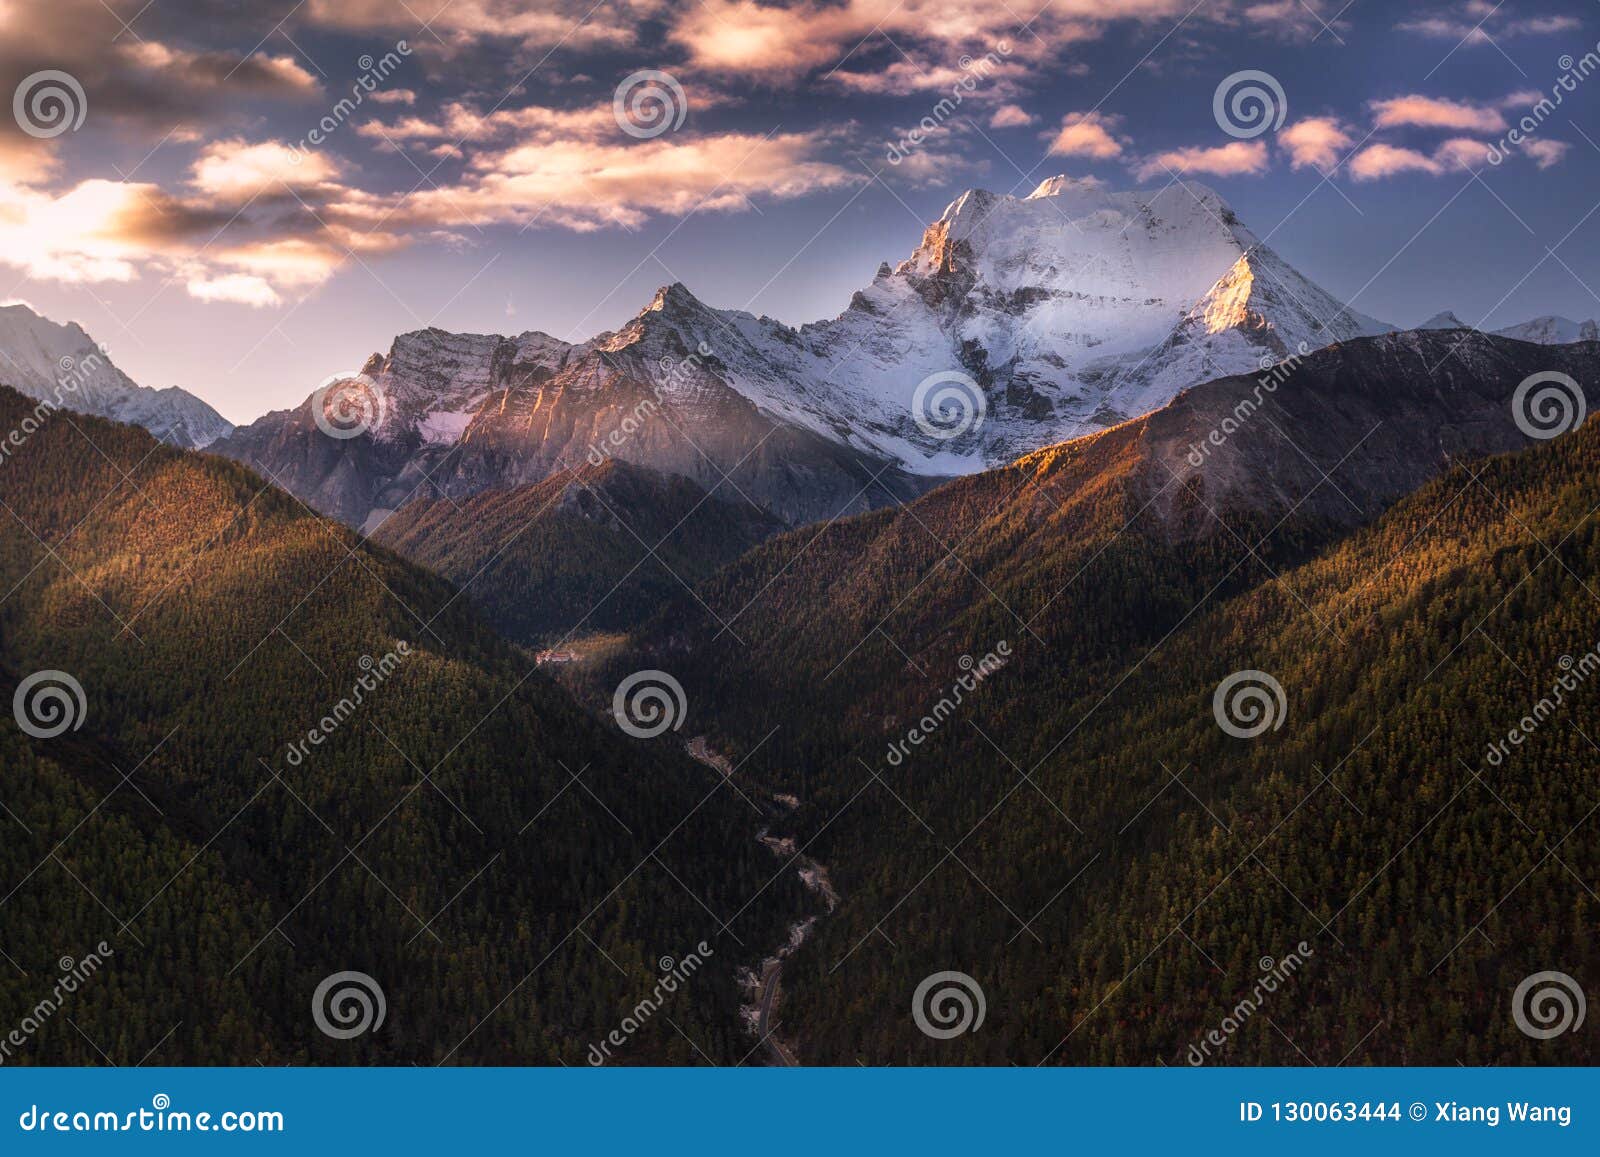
[0, 0, 1598, 423]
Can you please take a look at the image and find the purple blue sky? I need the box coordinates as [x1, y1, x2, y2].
[0, 0, 1597, 422]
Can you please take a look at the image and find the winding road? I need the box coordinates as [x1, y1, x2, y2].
[755, 960, 798, 1067]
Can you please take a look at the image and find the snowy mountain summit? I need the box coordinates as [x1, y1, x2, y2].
[1492, 315, 1600, 345]
[597, 177, 1393, 472]
[0, 304, 233, 449]
[218, 178, 1400, 527]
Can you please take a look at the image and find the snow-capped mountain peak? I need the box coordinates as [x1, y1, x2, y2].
[0, 304, 232, 448]
[1493, 315, 1599, 345]
[216, 176, 1404, 526]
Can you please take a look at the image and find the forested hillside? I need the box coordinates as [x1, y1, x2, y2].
[0, 385, 801, 1065]
[615, 336, 1600, 1064]
[373, 460, 783, 646]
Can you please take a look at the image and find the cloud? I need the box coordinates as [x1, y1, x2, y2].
[1351, 133, 1565, 179]
[1349, 143, 1444, 180]
[353, 93, 862, 232]
[0, 2, 323, 154]
[0, 136, 386, 307]
[1432, 137, 1493, 171]
[190, 140, 341, 199]
[0, 178, 198, 285]
[1241, 0, 1349, 39]
[1370, 95, 1507, 133]
[990, 104, 1035, 128]
[185, 273, 283, 307]
[668, 0, 1189, 80]
[0, 136, 60, 186]
[360, 129, 860, 232]
[1281, 116, 1354, 172]
[1398, 4, 1581, 43]
[118, 41, 320, 97]
[831, 55, 1027, 100]
[1048, 112, 1126, 160]
[303, 0, 643, 51]
[1523, 138, 1571, 169]
[1134, 141, 1270, 180]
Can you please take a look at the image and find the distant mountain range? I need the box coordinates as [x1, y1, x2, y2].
[0, 304, 232, 449]
[208, 178, 1402, 530]
[1, 181, 1592, 537]
[1416, 308, 1598, 344]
